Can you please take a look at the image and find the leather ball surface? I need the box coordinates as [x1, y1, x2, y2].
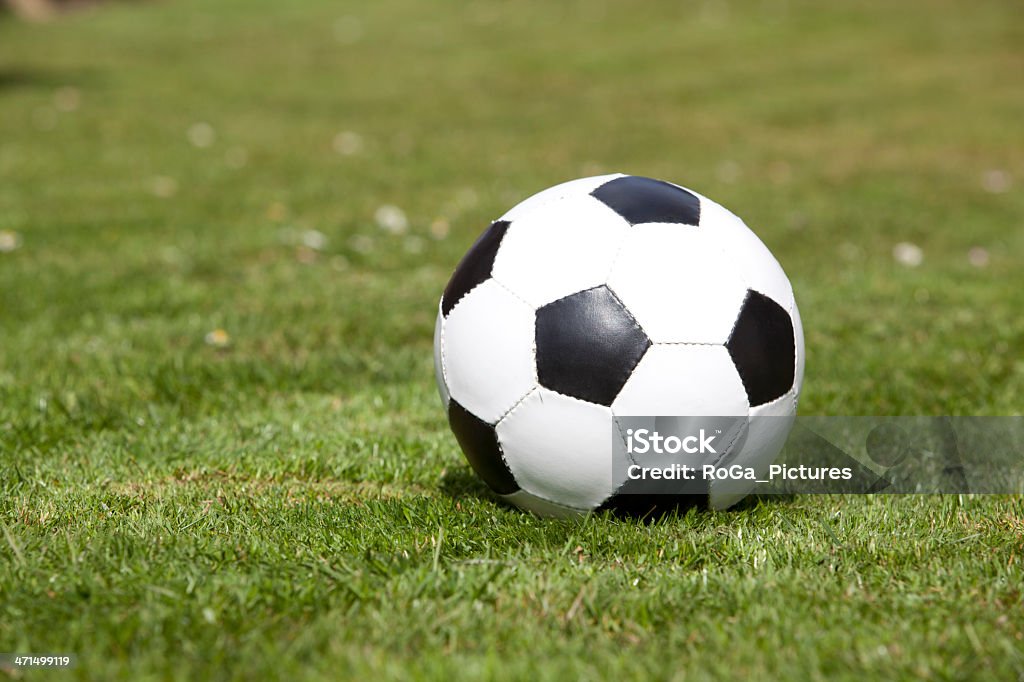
[434, 175, 804, 516]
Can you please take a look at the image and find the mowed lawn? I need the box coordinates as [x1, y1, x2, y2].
[1, 0, 1023, 679]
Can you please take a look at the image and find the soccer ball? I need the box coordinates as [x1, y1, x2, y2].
[433, 175, 804, 516]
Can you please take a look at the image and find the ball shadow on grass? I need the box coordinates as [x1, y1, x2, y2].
[438, 466, 493, 501]
[599, 491, 798, 523]
[439, 465, 796, 523]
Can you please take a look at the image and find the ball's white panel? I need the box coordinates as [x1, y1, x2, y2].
[500, 174, 624, 223]
[496, 388, 625, 510]
[611, 344, 749, 417]
[492, 196, 629, 307]
[433, 306, 450, 408]
[708, 390, 797, 510]
[792, 299, 805, 399]
[443, 279, 536, 424]
[500, 489, 587, 518]
[607, 224, 749, 344]
[704, 198, 795, 312]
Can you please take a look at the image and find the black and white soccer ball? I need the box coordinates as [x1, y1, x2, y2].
[433, 175, 804, 517]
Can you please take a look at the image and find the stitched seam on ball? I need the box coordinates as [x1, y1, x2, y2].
[604, 286, 644, 335]
[601, 220, 632, 283]
[541, 387, 621, 417]
[538, 283, 603, 309]
[488, 277, 540, 386]
[789, 298, 801, 397]
[710, 391, 793, 496]
[444, 281, 483, 319]
[520, 387, 623, 508]
[605, 476, 631, 502]
[490, 387, 540, 496]
[601, 288, 652, 397]
[495, 385, 540, 425]
[611, 415, 639, 467]
[490, 275, 533, 310]
[705, 419, 752, 498]
[724, 288, 753, 344]
[438, 303, 450, 401]
[652, 341, 723, 347]
[604, 420, 637, 500]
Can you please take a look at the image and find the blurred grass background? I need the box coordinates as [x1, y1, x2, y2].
[1, 0, 1022, 679]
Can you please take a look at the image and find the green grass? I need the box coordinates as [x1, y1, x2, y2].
[1, 0, 1023, 679]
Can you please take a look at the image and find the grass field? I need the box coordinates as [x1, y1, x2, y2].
[2, 0, 1023, 679]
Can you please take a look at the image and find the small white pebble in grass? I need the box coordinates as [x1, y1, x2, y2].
[430, 218, 450, 240]
[204, 329, 230, 348]
[349, 235, 374, 253]
[332, 131, 363, 156]
[968, 246, 990, 268]
[375, 204, 408, 234]
[53, 86, 81, 112]
[404, 236, 425, 254]
[333, 15, 364, 44]
[32, 106, 57, 131]
[0, 230, 22, 253]
[301, 229, 328, 251]
[187, 122, 216, 148]
[893, 242, 923, 267]
[981, 169, 1011, 194]
[150, 176, 179, 198]
[202, 608, 217, 624]
[224, 146, 249, 168]
[716, 159, 741, 184]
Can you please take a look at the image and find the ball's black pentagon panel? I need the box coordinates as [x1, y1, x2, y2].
[726, 289, 796, 406]
[536, 286, 651, 406]
[448, 399, 519, 495]
[590, 176, 701, 226]
[441, 220, 511, 317]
